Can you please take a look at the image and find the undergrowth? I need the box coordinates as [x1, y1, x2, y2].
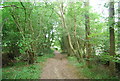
[2, 54, 54, 79]
[68, 56, 119, 79]
[0, 68, 2, 80]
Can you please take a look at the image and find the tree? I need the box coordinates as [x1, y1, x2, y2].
[84, 0, 92, 64]
[2, 2, 56, 64]
[118, 1, 120, 54]
[109, 1, 116, 75]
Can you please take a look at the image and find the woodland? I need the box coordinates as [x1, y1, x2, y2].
[1, 0, 120, 80]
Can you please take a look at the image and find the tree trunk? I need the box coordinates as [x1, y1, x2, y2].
[27, 50, 34, 64]
[109, 1, 116, 76]
[59, 3, 75, 56]
[73, 7, 82, 61]
[84, 1, 92, 65]
[118, 1, 120, 54]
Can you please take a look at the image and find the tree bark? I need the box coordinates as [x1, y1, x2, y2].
[27, 50, 34, 64]
[118, 1, 120, 54]
[59, 3, 74, 56]
[84, 1, 92, 64]
[109, 1, 116, 76]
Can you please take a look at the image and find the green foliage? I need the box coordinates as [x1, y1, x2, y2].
[2, 54, 54, 79]
[2, 1, 120, 79]
[68, 56, 119, 79]
[2, 2, 57, 64]
[98, 54, 120, 63]
[2, 1, 114, 63]
[36, 54, 54, 63]
[0, 68, 2, 80]
[2, 64, 41, 79]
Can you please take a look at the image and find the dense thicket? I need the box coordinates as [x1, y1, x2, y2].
[2, 2, 57, 65]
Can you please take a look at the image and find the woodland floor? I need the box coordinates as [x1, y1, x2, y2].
[40, 51, 86, 79]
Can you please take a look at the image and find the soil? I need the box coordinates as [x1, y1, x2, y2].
[40, 51, 86, 79]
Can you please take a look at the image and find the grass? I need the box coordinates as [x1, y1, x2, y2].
[68, 56, 119, 79]
[2, 54, 54, 79]
[0, 68, 2, 80]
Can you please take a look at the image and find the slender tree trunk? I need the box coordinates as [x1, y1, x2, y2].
[73, 7, 82, 61]
[109, 1, 116, 76]
[59, 3, 74, 56]
[84, 1, 91, 64]
[27, 50, 34, 64]
[118, 1, 120, 54]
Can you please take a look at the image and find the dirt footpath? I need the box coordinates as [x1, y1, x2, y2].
[40, 52, 85, 79]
